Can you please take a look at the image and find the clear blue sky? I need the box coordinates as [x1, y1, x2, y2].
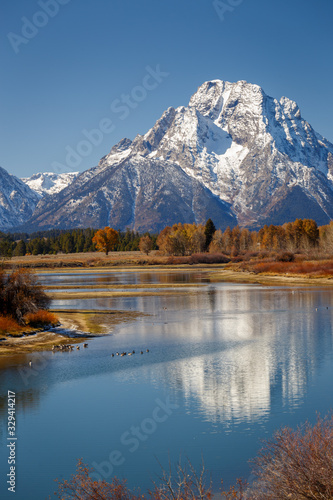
[1, 0, 333, 178]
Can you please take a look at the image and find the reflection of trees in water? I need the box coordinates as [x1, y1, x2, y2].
[207, 288, 217, 312]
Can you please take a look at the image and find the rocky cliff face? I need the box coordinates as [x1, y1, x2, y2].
[8, 79, 333, 232]
[0, 166, 40, 231]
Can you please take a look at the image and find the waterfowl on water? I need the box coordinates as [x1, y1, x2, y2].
[76, 346, 80, 350]
[29, 361, 32, 367]
[111, 353, 114, 357]
[146, 349, 149, 353]
[83, 343, 88, 348]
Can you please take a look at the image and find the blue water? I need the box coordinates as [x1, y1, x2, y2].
[1, 271, 333, 499]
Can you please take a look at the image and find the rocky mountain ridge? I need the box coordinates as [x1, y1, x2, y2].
[2, 79, 333, 232]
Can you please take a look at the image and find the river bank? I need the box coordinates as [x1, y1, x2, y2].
[1, 263, 332, 356]
[0, 309, 144, 355]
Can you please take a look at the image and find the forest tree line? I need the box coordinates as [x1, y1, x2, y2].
[0, 217, 333, 257]
[0, 228, 157, 257]
[156, 218, 333, 256]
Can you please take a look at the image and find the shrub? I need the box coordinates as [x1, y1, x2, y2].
[250, 414, 333, 499]
[24, 310, 59, 328]
[275, 251, 295, 262]
[54, 459, 138, 500]
[53, 414, 333, 500]
[0, 269, 51, 323]
[167, 253, 230, 265]
[0, 315, 22, 335]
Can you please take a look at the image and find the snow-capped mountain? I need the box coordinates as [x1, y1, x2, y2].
[0, 166, 40, 230]
[21, 171, 78, 196]
[10, 80, 333, 232]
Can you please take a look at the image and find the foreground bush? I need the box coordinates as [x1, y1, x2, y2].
[250, 415, 333, 499]
[0, 315, 22, 335]
[0, 269, 51, 323]
[54, 459, 212, 500]
[54, 415, 333, 500]
[24, 310, 59, 328]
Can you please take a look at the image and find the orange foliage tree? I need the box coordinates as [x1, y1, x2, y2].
[92, 227, 119, 255]
[139, 235, 153, 255]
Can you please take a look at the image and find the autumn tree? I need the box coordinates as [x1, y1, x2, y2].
[157, 223, 206, 256]
[239, 228, 251, 252]
[156, 227, 173, 255]
[319, 221, 333, 253]
[191, 225, 206, 253]
[302, 219, 319, 248]
[209, 229, 224, 253]
[139, 235, 153, 255]
[92, 227, 119, 255]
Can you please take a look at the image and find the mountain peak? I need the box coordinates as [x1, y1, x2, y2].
[3, 78, 333, 232]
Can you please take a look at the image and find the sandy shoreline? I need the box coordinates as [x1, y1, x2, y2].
[209, 268, 333, 287]
[0, 309, 144, 356]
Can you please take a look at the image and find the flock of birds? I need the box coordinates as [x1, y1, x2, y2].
[51, 343, 88, 351]
[28, 345, 150, 366]
[111, 349, 149, 357]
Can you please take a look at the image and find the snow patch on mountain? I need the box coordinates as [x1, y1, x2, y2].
[21, 171, 78, 196]
[0, 166, 40, 230]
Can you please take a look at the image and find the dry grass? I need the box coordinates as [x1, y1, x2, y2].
[6, 251, 170, 269]
[246, 259, 333, 276]
[5, 251, 233, 270]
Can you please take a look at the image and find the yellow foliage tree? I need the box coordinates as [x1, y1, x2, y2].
[92, 227, 119, 255]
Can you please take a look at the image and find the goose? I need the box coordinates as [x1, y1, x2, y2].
[111, 353, 114, 357]
[146, 349, 149, 353]
[76, 346, 80, 350]
[83, 343, 88, 348]
[29, 361, 32, 367]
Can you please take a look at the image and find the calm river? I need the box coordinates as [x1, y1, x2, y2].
[1, 270, 333, 499]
